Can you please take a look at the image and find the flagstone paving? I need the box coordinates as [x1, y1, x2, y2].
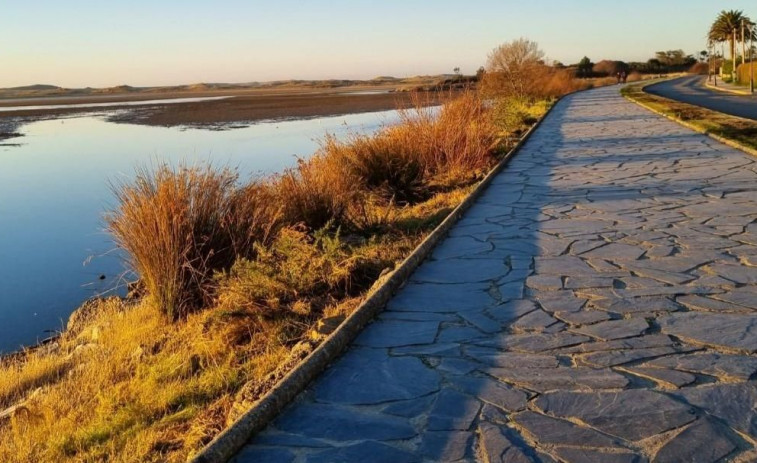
[232, 85, 757, 462]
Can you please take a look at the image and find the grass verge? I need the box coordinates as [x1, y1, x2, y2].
[622, 81, 757, 152]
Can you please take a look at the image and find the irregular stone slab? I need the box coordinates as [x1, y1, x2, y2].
[536, 292, 587, 313]
[475, 333, 591, 353]
[387, 282, 494, 313]
[437, 325, 486, 344]
[412, 258, 507, 284]
[479, 422, 533, 463]
[540, 219, 613, 234]
[459, 310, 503, 334]
[488, 300, 538, 323]
[555, 448, 646, 463]
[535, 390, 696, 441]
[427, 388, 481, 431]
[582, 243, 645, 261]
[355, 320, 439, 348]
[677, 295, 751, 313]
[711, 286, 757, 309]
[432, 236, 493, 260]
[645, 352, 757, 381]
[706, 263, 757, 285]
[555, 310, 612, 326]
[622, 265, 695, 285]
[535, 256, 599, 276]
[659, 312, 757, 353]
[315, 351, 439, 405]
[510, 309, 561, 332]
[489, 366, 629, 392]
[305, 441, 417, 463]
[572, 318, 649, 341]
[450, 376, 529, 412]
[564, 276, 615, 290]
[652, 418, 739, 463]
[559, 334, 675, 354]
[497, 281, 527, 300]
[526, 275, 563, 291]
[391, 343, 461, 357]
[468, 350, 560, 369]
[622, 367, 697, 388]
[382, 395, 435, 418]
[419, 431, 472, 461]
[674, 384, 757, 437]
[580, 346, 681, 368]
[595, 297, 681, 315]
[233, 447, 296, 463]
[512, 411, 626, 448]
[437, 357, 480, 375]
[274, 404, 416, 441]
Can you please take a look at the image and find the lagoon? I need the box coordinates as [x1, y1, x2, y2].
[0, 109, 398, 353]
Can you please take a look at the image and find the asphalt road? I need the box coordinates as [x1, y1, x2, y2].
[645, 75, 757, 120]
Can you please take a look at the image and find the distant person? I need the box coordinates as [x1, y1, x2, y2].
[621, 71, 628, 84]
[616, 72, 622, 84]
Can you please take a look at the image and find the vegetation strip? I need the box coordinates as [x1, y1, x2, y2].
[188, 92, 561, 463]
[623, 80, 757, 158]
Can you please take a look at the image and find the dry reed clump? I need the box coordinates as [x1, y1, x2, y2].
[321, 131, 426, 204]
[393, 90, 499, 185]
[107, 165, 280, 319]
[275, 153, 358, 230]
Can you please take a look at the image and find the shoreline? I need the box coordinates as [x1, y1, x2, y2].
[0, 89, 450, 141]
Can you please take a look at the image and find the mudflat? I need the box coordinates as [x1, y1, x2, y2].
[0, 85, 451, 141]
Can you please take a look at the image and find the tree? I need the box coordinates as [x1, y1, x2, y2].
[708, 10, 755, 78]
[475, 66, 486, 81]
[577, 56, 593, 77]
[592, 60, 628, 76]
[485, 38, 545, 99]
[699, 50, 709, 62]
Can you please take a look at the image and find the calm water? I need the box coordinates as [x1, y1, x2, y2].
[0, 109, 398, 353]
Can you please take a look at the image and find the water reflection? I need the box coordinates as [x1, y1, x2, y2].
[0, 109, 398, 352]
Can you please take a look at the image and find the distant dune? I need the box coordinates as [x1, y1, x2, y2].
[0, 75, 466, 100]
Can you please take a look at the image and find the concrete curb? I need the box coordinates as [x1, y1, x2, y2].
[704, 79, 752, 96]
[187, 97, 563, 463]
[624, 83, 757, 159]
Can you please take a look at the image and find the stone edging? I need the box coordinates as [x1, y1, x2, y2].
[624, 82, 757, 159]
[187, 97, 561, 463]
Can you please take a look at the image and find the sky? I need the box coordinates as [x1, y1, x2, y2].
[1, 0, 753, 88]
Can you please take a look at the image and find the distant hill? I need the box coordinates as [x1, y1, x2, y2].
[0, 75, 469, 100]
[8, 84, 61, 91]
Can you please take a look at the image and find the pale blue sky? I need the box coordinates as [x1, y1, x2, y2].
[1, 1, 753, 88]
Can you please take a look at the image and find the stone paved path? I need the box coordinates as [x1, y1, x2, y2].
[233, 85, 757, 463]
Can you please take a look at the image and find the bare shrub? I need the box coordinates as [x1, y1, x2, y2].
[484, 38, 545, 99]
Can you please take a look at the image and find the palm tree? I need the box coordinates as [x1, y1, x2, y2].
[708, 10, 755, 79]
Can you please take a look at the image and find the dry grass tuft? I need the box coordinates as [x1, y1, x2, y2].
[107, 166, 280, 319]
